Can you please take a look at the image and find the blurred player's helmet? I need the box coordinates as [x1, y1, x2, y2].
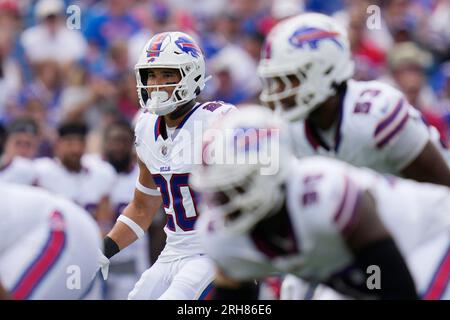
[190, 105, 293, 234]
[135, 31, 207, 115]
[258, 13, 354, 121]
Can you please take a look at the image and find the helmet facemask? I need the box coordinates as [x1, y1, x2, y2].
[136, 63, 199, 116]
[260, 71, 304, 119]
[259, 61, 337, 122]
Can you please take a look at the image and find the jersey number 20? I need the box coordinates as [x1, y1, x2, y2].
[152, 173, 199, 231]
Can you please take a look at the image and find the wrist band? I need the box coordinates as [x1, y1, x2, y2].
[103, 236, 120, 259]
[117, 215, 145, 239]
[136, 179, 161, 196]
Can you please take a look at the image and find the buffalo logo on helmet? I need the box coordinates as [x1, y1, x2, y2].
[289, 27, 343, 50]
[175, 36, 201, 58]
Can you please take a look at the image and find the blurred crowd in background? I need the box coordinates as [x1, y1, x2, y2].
[0, 0, 449, 156]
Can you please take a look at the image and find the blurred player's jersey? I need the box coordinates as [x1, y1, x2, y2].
[290, 79, 449, 175]
[0, 157, 36, 185]
[134, 101, 236, 262]
[0, 183, 101, 299]
[198, 156, 450, 298]
[33, 155, 116, 214]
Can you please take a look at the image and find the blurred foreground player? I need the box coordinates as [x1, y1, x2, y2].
[257, 12, 450, 298]
[0, 183, 101, 299]
[192, 107, 450, 300]
[258, 13, 450, 186]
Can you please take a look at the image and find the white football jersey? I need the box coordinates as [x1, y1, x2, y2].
[289, 79, 446, 175]
[0, 157, 36, 185]
[197, 156, 450, 292]
[33, 155, 116, 214]
[134, 101, 236, 262]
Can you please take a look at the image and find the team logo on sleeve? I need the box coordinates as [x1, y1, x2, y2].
[175, 36, 201, 58]
[202, 102, 224, 112]
[289, 27, 343, 50]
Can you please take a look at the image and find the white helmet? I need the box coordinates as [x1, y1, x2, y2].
[257, 13, 354, 121]
[190, 105, 293, 235]
[135, 31, 207, 115]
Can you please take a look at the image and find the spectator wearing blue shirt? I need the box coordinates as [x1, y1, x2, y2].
[84, 0, 140, 53]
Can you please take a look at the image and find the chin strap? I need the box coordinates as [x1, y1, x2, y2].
[168, 99, 196, 120]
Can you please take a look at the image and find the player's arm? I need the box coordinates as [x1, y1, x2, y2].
[103, 157, 161, 258]
[375, 97, 450, 187]
[400, 140, 450, 187]
[343, 190, 418, 300]
[212, 267, 260, 300]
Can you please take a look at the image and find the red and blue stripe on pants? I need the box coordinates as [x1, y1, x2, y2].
[11, 211, 67, 300]
[199, 282, 215, 300]
[423, 243, 450, 300]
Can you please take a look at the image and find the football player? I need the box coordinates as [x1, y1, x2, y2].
[257, 13, 450, 299]
[98, 31, 236, 300]
[34, 122, 116, 234]
[191, 106, 450, 300]
[0, 118, 38, 185]
[258, 13, 450, 186]
[0, 183, 101, 300]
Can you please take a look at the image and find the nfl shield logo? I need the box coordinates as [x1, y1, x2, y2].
[161, 145, 168, 156]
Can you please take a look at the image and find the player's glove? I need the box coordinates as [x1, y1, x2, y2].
[98, 236, 120, 280]
[97, 249, 110, 280]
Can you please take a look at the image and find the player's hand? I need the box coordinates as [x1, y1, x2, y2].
[97, 249, 110, 280]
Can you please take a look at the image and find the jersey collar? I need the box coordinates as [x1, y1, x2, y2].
[304, 89, 345, 153]
[154, 104, 201, 141]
